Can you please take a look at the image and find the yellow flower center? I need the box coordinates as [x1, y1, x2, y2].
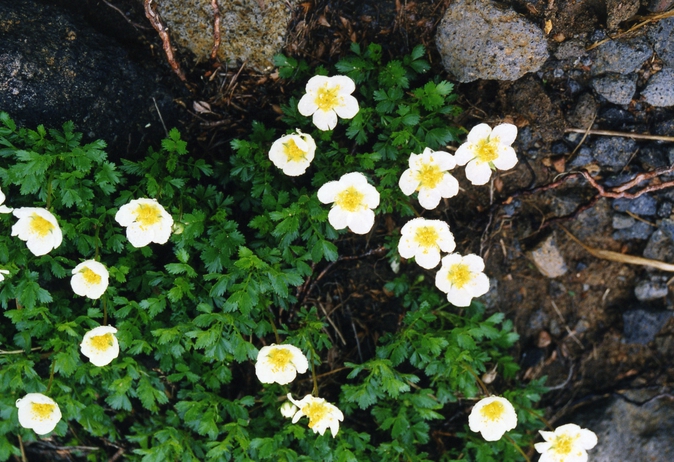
[314, 84, 340, 111]
[414, 226, 439, 249]
[552, 434, 577, 455]
[474, 139, 499, 163]
[30, 214, 54, 237]
[335, 186, 364, 212]
[134, 203, 162, 228]
[447, 263, 472, 289]
[283, 138, 306, 162]
[31, 402, 55, 420]
[89, 333, 114, 352]
[416, 163, 444, 190]
[303, 401, 329, 429]
[480, 400, 505, 421]
[81, 267, 101, 285]
[267, 348, 293, 372]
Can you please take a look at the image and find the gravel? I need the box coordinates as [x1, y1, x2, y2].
[642, 68, 674, 107]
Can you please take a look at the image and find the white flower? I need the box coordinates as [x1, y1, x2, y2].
[468, 396, 518, 441]
[398, 218, 456, 269]
[287, 393, 344, 438]
[317, 172, 380, 235]
[11, 207, 63, 256]
[268, 130, 316, 176]
[0, 187, 12, 213]
[535, 423, 598, 462]
[399, 147, 459, 210]
[298, 75, 359, 130]
[280, 401, 298, 419]
[454, 123, 518, 186]
[255, 344, 309, 385]
[80, 326, 119, 367]
[434, 253, 490, 307]
[16, 393, 62, 435]
[115, 198, 173, 248]
[0, 269, 9, 282]
[70, 260, 109, 299]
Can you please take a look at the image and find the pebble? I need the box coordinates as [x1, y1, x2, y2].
[529, 234, 568, 278]
[590, 37, 652, 76]
[567, 93, 598, 128]
[634, 278, 669, 302]
[554, 39, 587, 61]
[623, 308, 673, 343]
[568, 146, 594, 169]
[606, 0, 640, 30]
[612, 221, 654, 241]
[591, 73, 637, 105]
[612, 214, 636, 229]
[658, 202, 673, 218]
[612, 194, 658, 216]
[643, 228, 674, 263]
[647, 17, 674, 68]
[435, 0, 548, 82]
[642, 68, 674, 107]
[593, 137, 637, 172]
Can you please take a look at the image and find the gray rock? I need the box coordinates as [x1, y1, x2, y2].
[643, 229, 674, 263]
[642, 68, 674, 107]
[606, 0, 640, 30]
[612, 221, 654, 241]
[612, 214, 636, 229]
[435, 0, 548, 82]
[593, 137, 638, 172]
[0, 0, 180, 157]
[634, 278, 669, 302]
[152, 0, 294, 72]
[554, 40, 587, 61]
[529, 234, 568, 278]
[623, 308, 673, 343]
[647, 0, 674, 12]
[591, 37, 652, 76]
[570, 392, 674, 462]
[568, 146, 594, 169]
[591, 73, 637, 105]
[567, 93, 598, 129]
[647, 17, 674, 68]
[612, 194, 658, 216]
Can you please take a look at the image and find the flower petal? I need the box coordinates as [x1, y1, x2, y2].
[464, 159, 493, 186]
[329, 75, 356, 94]
[466, 123, 492, 143]
[417, 188, 441, 210]
[313, 109, 338, 131]
[490, 123, 518, 146]
[298, 94, 318, 116]
[328, 207, 349, 230]
[399, 169, 420, 196]
[317, 181, 341, 204]
[334, 95, 359, 119]
[492, 145, 518, 170]
[416, 248, 441, 269]
[347, 209, 375, 235]
[454, 143, 475, 166]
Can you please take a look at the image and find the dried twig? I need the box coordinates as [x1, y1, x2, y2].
[565, 128, 674, 143]
[586, 9, 674, 51]
[102, 0, 151, 30]
[581, 168, 674, 199]
[144, 0, 186, 82]
[210, 0, 221, 61]
[558, 225, 674, 272]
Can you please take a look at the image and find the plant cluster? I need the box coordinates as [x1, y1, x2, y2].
[0, 44, 597, 462]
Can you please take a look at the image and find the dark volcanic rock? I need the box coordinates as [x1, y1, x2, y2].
[0, 0, 182, 158]
[590, 37, 652, 76]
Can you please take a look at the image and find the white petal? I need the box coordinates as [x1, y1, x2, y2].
[298, 94, 318, 117]
[317, 181, 341, 204]
[416, 249, 441, 269]
[469, 273, 491, 298]
[417, 188, 441, 210]
[447, 286, 473, 307]
[313, 109, 338, 131]
[347, 209, 375, 235]
[462, 254, 485, 273]
[436, 174, 460, 199]
[534, 442, 552, 454]
[328, 207, 349, 230]
[305, 75, 331, 92]
[453, 143, 474, 166]
[340, 171, 368, 186]
[466, 123, 492, 143]
[283, 162, 310, 176]
[397, 236, 417, 259]
[492, 146, 518, 170]
[334, 95, 359, 120]
[434, 151, 457, 170]
[464, 159, 493, 186]
[329, 75, 356, 94]
[399, 169, 420, 196]
[578, 429, 598, 449]
[490, 123, 518, 146]
[361, 184, 380, 209]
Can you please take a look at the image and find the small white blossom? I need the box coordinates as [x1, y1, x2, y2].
[535, 423, 598, 462]
[280, 401, 298, 419]
[16, 393, 62, 435]
[434, 253, 490, 307]
[80, 326, 119, 367]
[70, 260, 109, 300]
[317, 172, 380, 235]
[268, 130, 316, 176]
[0, 187, 12, 213]
[0, 269, 9, 282]
[115, 198, 173, 248]
[399, 147, 459, 210]
[255, 344, 309, 385]
[287, 393, 344, 438]
[398, 218, 456, 269]
[298, 75, 359, 130]
[454, 123, 518, 186]
[468, 396, 518, 442]
[11, 207, 63, 256]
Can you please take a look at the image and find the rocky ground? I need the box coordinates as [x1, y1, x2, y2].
[3, 0, 674, 460]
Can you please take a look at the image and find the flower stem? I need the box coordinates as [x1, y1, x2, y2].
[504, 434, 531, 462]
[46, 359, 56, 394]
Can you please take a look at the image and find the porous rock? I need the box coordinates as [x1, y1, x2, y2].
[529, 234, 568, 278]
[647, 17, 674, 68]
[642, 68, 674, 108]
[435, 0, 548, 82]
[591, 73, 637, 105]
[590, 37, 652, 76]
[152, 0, 294, 72]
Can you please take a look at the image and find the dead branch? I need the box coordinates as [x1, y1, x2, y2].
[144, 0, 186, 82]
[210, 0, 221, 61]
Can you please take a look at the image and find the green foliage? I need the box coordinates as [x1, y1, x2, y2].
[0, 43, 546, 462]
